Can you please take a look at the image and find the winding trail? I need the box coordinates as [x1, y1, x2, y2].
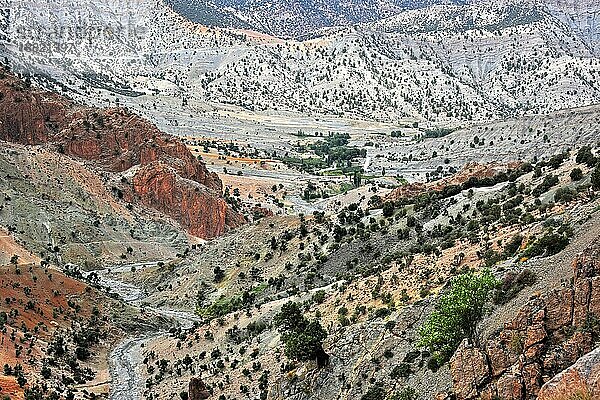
[85, 262, 200, 400]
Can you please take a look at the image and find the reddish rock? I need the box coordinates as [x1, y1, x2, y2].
[496, 373, 523, 400]
[0, 67, 243, 239]
[560, 331, 593, 369]
[478, 385, 496, 400]
[522, 363, 542, 397]
[544, 288, 573, 331]
[450, 340, 490, 400]
[524, 344, 544, 361]
[450, 242, 600, 400]
[590, 276, 600, 319]
[387, 163, 520, 203]
[531, 309, 545, 325]
[133, 163, 244, 238]
[573, 277, 591, 326]
[574, 250, 600, 279]
[524, 324, 546, 348]
[538, 347, 600, 400]
[487, 341, 515, 377]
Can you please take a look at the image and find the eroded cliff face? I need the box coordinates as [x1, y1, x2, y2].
[449, 242, 600, 400]
[132, 162, 245, 239]
[0, 67, 243, 239]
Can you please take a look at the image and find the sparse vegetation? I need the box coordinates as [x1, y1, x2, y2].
[418, 270, 499, 364]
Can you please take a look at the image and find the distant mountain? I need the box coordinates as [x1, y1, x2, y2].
[163, 0, 252, 30]
[2, 0, 600, 124]
[164, 0, 470, 38]
[543, 0, 600, 54]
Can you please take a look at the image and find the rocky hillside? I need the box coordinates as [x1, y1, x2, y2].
[451, 241, 600, 399]
[0, 253, 152, 399]
[107, 144, 600, 400]
[0, 66, 244, 240]
[165, 0, 469, 39]
[545, 0, 600, 54]
[2, 0, 600, 124]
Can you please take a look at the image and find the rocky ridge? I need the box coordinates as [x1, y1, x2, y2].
[450, 241, 600, 400]
[0, 67, 244, 239]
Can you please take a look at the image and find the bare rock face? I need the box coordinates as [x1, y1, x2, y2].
[0, 67, 244, 239]
[132, 163, 245, 238]
[189, 376, 210, 400]
[450, 242, 600, 399]
[538, 347, 600, 400]
[450, 340, 490, 400]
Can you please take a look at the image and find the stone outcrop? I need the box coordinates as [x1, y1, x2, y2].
[0, 67, 244, 238]
[189, 376, 210, 400]
[132, 163, 244, 238]
[537, 347, 600, 400]
[387, 163, 521, 202]
[450, 242, 600, 399]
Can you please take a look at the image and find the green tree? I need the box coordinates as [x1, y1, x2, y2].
[417, 269, 499, 364]
[274, 302, 328, 364]
[570, 168, 583, 181]
[592, 164, 600, 190]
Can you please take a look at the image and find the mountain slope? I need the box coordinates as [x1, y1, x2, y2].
[165, 0, 471, 39]
[0, 65, 244, 240]
[544, 0, 600, 54]
[2, 0, 600, 125]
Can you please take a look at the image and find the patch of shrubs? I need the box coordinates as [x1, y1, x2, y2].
[274, 302, 328, 366]
[522, 227, 571, 258]
[493, 269, 537, 305]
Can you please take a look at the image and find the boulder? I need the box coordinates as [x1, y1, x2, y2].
[189, 376, 210, 400]
[538, 347, 600, 400]
[450, 340, 490, 400]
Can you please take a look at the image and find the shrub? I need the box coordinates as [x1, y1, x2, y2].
[554, 187, 577, 203]
[361, 385, 386, 400]
[576, 146, 597, 168]
[503, 234, 523, 257]
[493, 269, 537, 305]
[390, 363, 412, 379]
[570, 168, 584, 181]
[383, 202, 395, 217]
[417, 269, 499, 363]
[388, 387, 418, 400]
[592, 164, 600, 190]
[533, 174, 559, 197]
[274, 302, 328, 365]
[522, 229, 570, 258]
[312, 290, 326, 304]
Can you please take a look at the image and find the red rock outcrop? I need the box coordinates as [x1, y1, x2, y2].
[450, 242, 600, 399]
[538, 347, 600, 400]
[0, 67, 244, 238]
[132, 162, 245, 238]
[387, 162, 522, 202]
